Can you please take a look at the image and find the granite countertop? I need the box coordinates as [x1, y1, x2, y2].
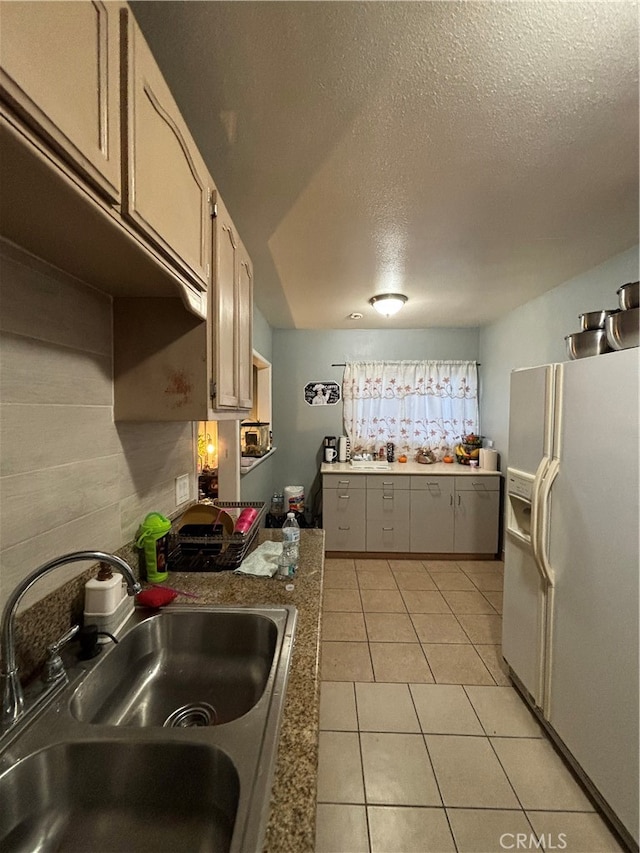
[321, 460, 501, 476]
[164, 527, 324, 853]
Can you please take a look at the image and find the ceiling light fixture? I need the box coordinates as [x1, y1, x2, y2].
[369, 293, 408, 317]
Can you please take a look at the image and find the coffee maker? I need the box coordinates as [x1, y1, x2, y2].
[323, 435, 337, 463]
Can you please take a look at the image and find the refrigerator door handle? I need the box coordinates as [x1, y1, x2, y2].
[535, 457, 559, 588]
[530, 456, 550, 575]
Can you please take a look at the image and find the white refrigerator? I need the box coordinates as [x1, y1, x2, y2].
[502, 346, 639, 847]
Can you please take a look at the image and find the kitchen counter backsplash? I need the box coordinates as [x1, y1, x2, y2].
[10, 539, 143, 685]
[8, 504, 193, 684]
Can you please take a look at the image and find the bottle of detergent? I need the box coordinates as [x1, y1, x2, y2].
[136, 512, 172, 583]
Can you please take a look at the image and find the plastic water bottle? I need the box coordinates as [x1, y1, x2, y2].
[278, 512, 300, 579]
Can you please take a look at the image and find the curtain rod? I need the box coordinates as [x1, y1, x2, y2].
[331, 361, 481, 367]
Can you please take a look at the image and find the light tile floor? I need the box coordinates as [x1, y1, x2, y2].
[315, 558, 624, 853]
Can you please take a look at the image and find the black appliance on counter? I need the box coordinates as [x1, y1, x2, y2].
[323, 435, 337, 463]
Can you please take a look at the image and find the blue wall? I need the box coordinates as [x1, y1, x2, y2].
[271, 327, 480, 520]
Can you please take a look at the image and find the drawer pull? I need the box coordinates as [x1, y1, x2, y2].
[339, 494, 351, 499]
[382, 481, 394, 486]
[338, 480, 350, 486]
[382, 495, 394, 500]
[382, 527, 394, 531]
[338, 526, 351, 531]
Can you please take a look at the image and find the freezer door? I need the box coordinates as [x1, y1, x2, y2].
[507, 364, 554, 476]
[546, 348, 639, 844]
[502, 533, 547, 705]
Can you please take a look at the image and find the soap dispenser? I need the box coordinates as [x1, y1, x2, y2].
[84, 562, 134, 642]
[84, 563, 123, 614]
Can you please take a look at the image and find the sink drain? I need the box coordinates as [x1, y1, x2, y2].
[163, 702, 218, 728]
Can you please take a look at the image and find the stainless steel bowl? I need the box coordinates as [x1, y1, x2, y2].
[617, 281, 639, 311]
[564, 329, 611, 360]
[605, 307, 639, 351]
[579, 309, 619, 331]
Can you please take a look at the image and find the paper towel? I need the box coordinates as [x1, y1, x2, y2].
[479, 448, 499, 471]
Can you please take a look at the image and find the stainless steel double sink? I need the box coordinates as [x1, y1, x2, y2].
[0, 605, 297, 853]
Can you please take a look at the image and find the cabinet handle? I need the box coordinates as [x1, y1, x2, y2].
[450, 494, 453, 506]
[338, 526, 351, 531]
[382, 481, 394, 485]
[382, 495, 394, 500]
[382, 527, 394, 531]
[457, 494, 461, 505]
[339, 494, 350, 499]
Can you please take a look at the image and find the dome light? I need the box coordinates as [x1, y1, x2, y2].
[369, 293, 408, 317]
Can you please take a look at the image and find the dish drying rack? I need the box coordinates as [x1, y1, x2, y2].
[168, 501, 266, 572]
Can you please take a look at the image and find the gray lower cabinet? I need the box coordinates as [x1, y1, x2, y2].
[410, 477, 455, 552]
[323, 472, 500, 554]
[366, 476, 410, 552]
[323, 474, 366, 551]
[453, 476, 500, 554]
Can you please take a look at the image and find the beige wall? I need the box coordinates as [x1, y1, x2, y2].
[0, 240, 195, 611]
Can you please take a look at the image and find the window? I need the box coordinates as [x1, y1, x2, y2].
[342, 360, 479, 457]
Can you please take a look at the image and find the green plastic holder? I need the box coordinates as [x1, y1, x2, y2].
[135, 512, 172, 583]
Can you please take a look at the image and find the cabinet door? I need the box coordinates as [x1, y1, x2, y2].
[454, 490, 500, 554]
[212, 203, 239, 408]
[410, 478, 455, 553]
[122, 10, 211, 290]
[366, 488, 411, 552]
[236, 245, 253, 410]
[323, 488, 366, 551]
[0, 0, 121, 201]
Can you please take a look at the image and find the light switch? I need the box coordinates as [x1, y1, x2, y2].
[175, 474, 190, 505]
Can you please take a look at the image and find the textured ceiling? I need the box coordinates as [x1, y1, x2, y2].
[131, 1, 639, 329]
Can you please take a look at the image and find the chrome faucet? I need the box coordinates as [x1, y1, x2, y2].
[1, 551, 141, 730]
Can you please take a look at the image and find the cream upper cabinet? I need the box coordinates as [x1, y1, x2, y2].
[113, 193, 254, 421]
[210, 194, 253, 412]
[212, 199, 238, 408]
[0, 0, 121, 202]
[121, 8, 211, 291]
[236, 241, 254, 410]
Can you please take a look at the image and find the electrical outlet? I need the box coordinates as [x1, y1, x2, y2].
[175, 474, 190, 506]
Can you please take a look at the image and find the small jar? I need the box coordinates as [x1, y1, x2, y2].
[270, 492, 284, 515]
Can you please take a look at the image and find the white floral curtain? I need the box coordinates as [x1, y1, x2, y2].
[342, 360, 479, 458]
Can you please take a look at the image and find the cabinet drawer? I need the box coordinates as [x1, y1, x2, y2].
[323, 474, 366, 491]
[366, 475, 410, 491]
[323, 488, 366, 551]
[410, 475, 453, 491]
[366, 491, 411, 552]
[455, 475, 500, 492]
[366, 489, 411, 520]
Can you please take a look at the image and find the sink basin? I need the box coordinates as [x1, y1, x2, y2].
[0, 740, 239, 852]
[70, 609, 278, 727]
[1, 605, 296, 853]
